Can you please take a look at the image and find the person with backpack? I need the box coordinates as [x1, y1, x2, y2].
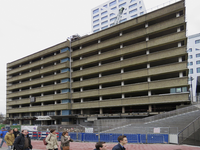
[4, 129, 15, 150]
[0, 127, 8, 148]
[45, 129, 59, 150]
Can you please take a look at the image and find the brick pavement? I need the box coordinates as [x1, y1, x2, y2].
[0, 139, 200, 150]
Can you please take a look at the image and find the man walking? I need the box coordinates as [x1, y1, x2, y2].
[4, 129, 15, 150]
[94, 142, 107, 150]
[0, 127, 8, 148]
[112, 135, 128, 150]
[13, 130, 32, 150]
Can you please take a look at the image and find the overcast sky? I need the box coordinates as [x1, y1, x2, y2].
[0, 0, 199, 114]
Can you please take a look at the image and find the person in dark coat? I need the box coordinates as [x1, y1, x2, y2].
[112, 135, 128, 150]
[94, 142, 107, 150]
[13, 130, 32, 150]
[13, 128, 20, 138]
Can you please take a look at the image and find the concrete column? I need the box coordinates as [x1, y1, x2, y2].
[41, 84, 43, 87]
[120, 56, 123, 61]
[54, 52, 57, 55]
[55, 111, 57, 115]
[148, 105, 152, 112]
[19, 105, 21, 108]
[122, 107, 125, 113]
[54, 62, 57, 65]
[19, 81, 22, 83]
[81, 110, 83, 115]
[121, 81, 124, 86]
[19, 97, 21, 100]
[41, 75, 44, 78]
[41, 57, 43, 60]
[29, 61, 32, 64]
[176, 12, 180, 17]
[120, 44, 123, 49]
[29, 69, 32, 72]
[29, 120, 32, 125]
[19, 89, 21, 92]
[122, 94, 125, 99]
[100, 108, 103, 114]
[54, 91, 57, 94]
[71, 58, 73, 62]
[146, 37, 149, 41]
[41, 112, 44, 116]
[99, 73, 102, 77]
[146, 50, 150, 55]
[178, 57, 182, 62]
[148, 77, 151, 82]
[81, 99, 83, 103]
[10, 120, 13, 125]
[71, 69, 73, 72]
[71, 99, 74, 103]
[19, 120, 22, 125]
[98, 50, 101, 55]
[30, 78, 32, 81]
[119, 32, 123, 36]
[80, 88, 83, 92]
[41, 93, 44, 96]
[98, 39, 101, 43]
[41, 66, 43, 69]
[54, 120, 57, 125]
[145, 23, 148, 28]
[147, 63, 150, 68]
[99, 62, 101, 66]
[55, 101, 57, 104]
[80, 77, 83, 81]
[30, 104, 32, 107]
[177, 27, 181, 32]
[179, 72, 183, 78]
[178, 42, 182, 47]
[148, 91, 151, 96]
[121, 68, 124, 73]
[41, 102, 44, 106]
[71, 79, 73, 83]
[80, 46, 82, 49]
[80, 67, 83, 70]
[71, 89, 74, 93]
[30, 87, 32, 89]
[54, 81, 57, 85]
[99, 85, 102, 89]
[100, 96, 102, 101]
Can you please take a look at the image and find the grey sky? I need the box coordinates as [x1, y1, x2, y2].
[0, 0, 199, 114]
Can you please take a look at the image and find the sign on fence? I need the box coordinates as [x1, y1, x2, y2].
[85, 128, 93, 133]
[153, 128, 160, 133]
[21, 126, 38, 131]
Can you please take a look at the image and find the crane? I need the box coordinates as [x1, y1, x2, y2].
[114, 7, 125, 25]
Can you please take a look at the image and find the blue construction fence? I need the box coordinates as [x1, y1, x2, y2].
[28, 131, 168, 144]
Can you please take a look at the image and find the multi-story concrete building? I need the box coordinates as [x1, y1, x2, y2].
[7, 0, 190, 125]
[187, 33, 200, 102]
[91, 0, 146, 33]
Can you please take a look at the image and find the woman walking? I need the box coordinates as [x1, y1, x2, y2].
[60, 131, 73, 150]
[45, 129, 59, 150]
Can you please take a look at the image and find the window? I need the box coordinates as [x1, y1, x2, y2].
[130, 0, 136, 2]
[60, 47, 70, 53]
[119, 2, 126, 8]
[110, 0, 116, 7]
[61, 78, 70, 83]
[61, 58, 69, 63]
[93, 29, 100, 33]
[139, 1, 141, 4]
[110, 17, 117, 22]
[131, 14, 137, 18]
[196, 48, 200, 51]
[119, 0, 124, 2]
[189, 69, 193, 74]
[197, 68, 200, 73]
[93, 14, 99, 19]
[101, 20, 108, 25]
[196, 53, 200, 58]
[62, 100, 70, 104]
[93, 8, 99, 14]
[195, 39, 200, 44]
[119, 18, 127, 23]
[140, 12, 144, 15]
[61, 68, 70, 73]
[110, 23, 114, 26]
[101, 11, 107, 16]
[129, 9, 137, 14]
[129, 3, 137, 9]
[197, 60, 200, 64]
[46, 111, 55, 116]
[187, 48, 192, 52]
[111, 7, 117, 10]
[110, 13, 115, 17]
[170, 87, 187, 93]
[93, 24, 99, 28]
[140, 6, 142, 9]
[102, 25, 108, 30]
[188, 62, 193, 66]
[101, 16, 108, 20]
[124, 13, 127, 15]
[93, 19, 99, 24]
[62, 110, 71, 115]
[189, 55, 193, 59]
[103, 4, 107, 8]
[61, 89, 70, 93]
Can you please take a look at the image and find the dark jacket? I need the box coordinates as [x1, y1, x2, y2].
[13, 130, 20, 138]
[112, 143, 126, 150]
[61, 136, 73, 147]
[13, 133, 32, 150]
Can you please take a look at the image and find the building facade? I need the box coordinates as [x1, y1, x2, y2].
[91, 0, 146, 33]
[187, 33, 200, 102]
[7, 0, 190, 125]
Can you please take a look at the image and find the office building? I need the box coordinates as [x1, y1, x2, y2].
[7, 0, 189, 125]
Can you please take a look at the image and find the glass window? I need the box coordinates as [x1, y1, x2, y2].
[131, 14, 137, 18]
[93, 24, 99, 28]
[110, 17, 117, 22]
[101, 11, 107, 16]
[61, 89, 70, 93]
[93, 19, 99, 24]
[140, 6, 142, 9]
[61, 58, 69, 63]
[182, 87, 187, 92]
[129, 3, 137, 9]
[101, 20, 108, 25]
[176, 87, 182, 93]
[129, 9, 137, 14]
[110, 13, 115, 17]
[61, 68, 70, 73]
[110, 0, 116, 7]
[197, 68, 200, 73]
[93, 14, 99, 19]
[102, 25, 108, 30]
[130, 0, 136, 2]
[189, 69, 193, 74]
[197, 60, 200, 64]
[62, 100, 71, 104]
[93, 8, 99, 14]
[60, 47, 70, 53]
[62, 110, 71, 116]
[119, 18, 127, 23]
[195, 39, 200, 44]
[61, 78, 70, 83]
[111, 7, 117, 10]
[119, 2, 126, 8]
[139, 1, 141, 4]
[170, 88, 176, 93]
[93, 29, 100, 33]
[196, 53, 200, 57]
[189, 62, 193, 66]
[140, 12, 144, 15]
[189, 55, 193, 59]
[196, 48, 200, 51]
[119, 0, 124, 2]
[103, 4, 107, 8]
[110, 23, 114, 26]
[124, 13, 127, 15]
[187, 48, 192, 52]
[101, 16, 108, 20]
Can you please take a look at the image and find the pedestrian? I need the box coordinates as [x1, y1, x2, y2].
[13, 130, 32, 150]
[60, 131, 73, 150]
[0, 127, 8, 148]
[13, 128, 20, 138]
[94, 142, 107, 150]
[4, 129, 15, 150]
[112, 135, 128, 150]
[45, 129, 59, 150]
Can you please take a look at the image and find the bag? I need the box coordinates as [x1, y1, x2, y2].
[63, 146, 69, 150]
[43, 134, 51, 145]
